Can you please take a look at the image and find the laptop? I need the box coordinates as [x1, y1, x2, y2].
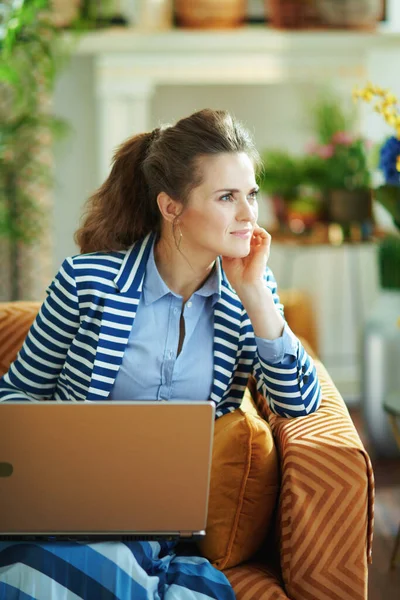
[0, 401, 215, 542]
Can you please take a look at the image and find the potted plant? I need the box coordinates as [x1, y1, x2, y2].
[0, 0, 70, 300]
[259, 149, 323, 232]
[305, 93, 372, 228]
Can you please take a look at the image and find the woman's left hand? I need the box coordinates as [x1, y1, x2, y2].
[221, 225, 271, 293]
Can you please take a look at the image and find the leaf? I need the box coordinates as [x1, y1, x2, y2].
[374, 185, 400, 230]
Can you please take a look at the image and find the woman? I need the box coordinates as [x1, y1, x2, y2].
[0, 109, 321, 599]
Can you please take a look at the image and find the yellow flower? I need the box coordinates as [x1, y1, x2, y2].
[383, 93, 398, 105]
[360, 90, 373, 102]
[384, 110, 398, 127]
[397, 155, 400, 172]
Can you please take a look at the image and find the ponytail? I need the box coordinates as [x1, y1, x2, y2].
[75, 131, 160, 253]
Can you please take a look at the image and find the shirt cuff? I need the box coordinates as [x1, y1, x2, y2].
[255, 322, 299, 365]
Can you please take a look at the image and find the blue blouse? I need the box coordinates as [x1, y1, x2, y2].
[109, 242, 298, 401]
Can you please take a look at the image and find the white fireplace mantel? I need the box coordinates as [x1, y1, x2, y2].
[67, 26, 400, 179]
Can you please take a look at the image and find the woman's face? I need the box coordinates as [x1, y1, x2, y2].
[179, 152, 259, 260]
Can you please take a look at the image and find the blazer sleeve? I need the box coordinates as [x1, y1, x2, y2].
[252, 267, 322, 418]
[0, 257, 80, 402]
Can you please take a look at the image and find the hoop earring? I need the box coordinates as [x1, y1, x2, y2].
[173, 220, 183, 251]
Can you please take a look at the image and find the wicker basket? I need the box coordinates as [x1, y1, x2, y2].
[268, 0, 383, 30]
[175, 0, 246, 29]
[268, 0, 321, 29]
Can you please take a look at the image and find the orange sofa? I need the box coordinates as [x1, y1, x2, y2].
[0, 297, 374, 600]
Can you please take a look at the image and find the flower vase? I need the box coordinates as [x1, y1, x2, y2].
[317, 0, 382, 28]
[327, 188, 373, 224]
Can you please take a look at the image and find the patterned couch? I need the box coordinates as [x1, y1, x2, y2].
[0, 296, 374, 600]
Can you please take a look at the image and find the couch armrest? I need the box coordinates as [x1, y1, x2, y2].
[252, 356, 374, 600]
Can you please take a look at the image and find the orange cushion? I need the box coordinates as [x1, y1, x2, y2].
[0, 302, 41, 378]
[197, 399, 279, 570]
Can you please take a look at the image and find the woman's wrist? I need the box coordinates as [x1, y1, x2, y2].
[236, 282, 285, 340]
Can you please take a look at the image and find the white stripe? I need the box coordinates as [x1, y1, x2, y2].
[214, 323, 239, 337]
[49, 289, 79, 318]
[17, 356, 56, 381]
[104, 295, 140, 306]
[259, 361, 297, 375]
[27, 330, 66, 360]
[121, 233, 151, 292]
[223, 286, 240, 303]
[88, 385, 110, 397]
[94, 359, 119, 371]
[214, 337, 237, 352]
[263, 373, 300, 387]
[214, 310, 240, 327]
[213, 378, 226, 391]
[65, 362, 91, 383]
[214, 351, 236, 365]
[302, 376, 317, 400]
[269, 388, 302, 399]
[77, 275, 116, 287]
[75, 253, 123, 265]
[72, 338, 96, 357]
[59, 260, 76, 289]
[43, 301, 78, 331]
[88, 542, 159, 593]
[99, 333, 129, 344]
[214, 364, 231, 378]
[23, 341, 63, 368]
[272, 400, 305, 412]
[68, 349, 94, 370]
[74, 261, 119, 273]
[238, 358, 253, 366]
[49, 282, 77, 305]
[64, 370, 88, 392]
[0, 563, 83, 600]
[101, 319, 132, 331]
[306, 386, 321, 413]
[241, 344, 257, 352]
[33, 316, 74, 345]
[218, 296, 242, 315]
[91, 373, 115, 384]
[9, 364, 54, 391]
[0, 391, 39, 402]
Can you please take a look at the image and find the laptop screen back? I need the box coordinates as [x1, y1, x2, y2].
[0, 402, 215, 537]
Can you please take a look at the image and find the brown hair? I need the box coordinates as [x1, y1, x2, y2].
[74, 109, 261, 253]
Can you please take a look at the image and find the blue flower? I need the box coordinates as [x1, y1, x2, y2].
[379, 136, 400, 185]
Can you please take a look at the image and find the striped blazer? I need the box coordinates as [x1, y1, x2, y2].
[0, 233, 321, 418]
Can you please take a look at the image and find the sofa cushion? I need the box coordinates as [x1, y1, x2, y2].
[197, 402, 279, 570]
[223, 561, 288, 599]
[0, 302, 41, 378]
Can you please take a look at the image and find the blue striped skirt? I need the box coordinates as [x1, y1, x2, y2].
[0, 541, 235, 599]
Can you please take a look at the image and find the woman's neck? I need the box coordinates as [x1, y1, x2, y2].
[154, 235, 216, 303]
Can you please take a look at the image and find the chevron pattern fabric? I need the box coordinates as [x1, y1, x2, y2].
[253, 356, 374, 600]
[224, 562, 288, 599]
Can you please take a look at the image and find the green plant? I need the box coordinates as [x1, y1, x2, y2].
[304, 92, 371, 192]
[259, 150, 306, 200]
[378, 234, 400, 290]
[0, 0, 71, 299]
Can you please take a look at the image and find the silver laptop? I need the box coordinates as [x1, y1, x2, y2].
[0, 401, 215, 542]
